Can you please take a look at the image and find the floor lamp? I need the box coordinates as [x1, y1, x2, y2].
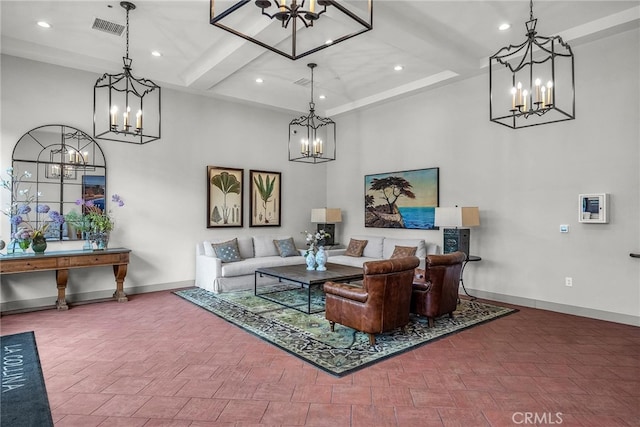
[434, 207, 480, 256]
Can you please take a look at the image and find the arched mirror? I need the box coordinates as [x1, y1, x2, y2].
[11, 125, 107, 241]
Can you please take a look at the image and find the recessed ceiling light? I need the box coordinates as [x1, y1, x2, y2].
[319, 95, 326, 100]
[325, 39, 333, 45]
[394, 65, 404, 71]
[498, 23, 511, 31]
[151, 50, 162, 57]
[37, 21, 51, 28]
[255, 78, 264, 83]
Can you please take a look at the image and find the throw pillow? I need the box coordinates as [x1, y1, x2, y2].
[390, 245, 417, 259]
[274, 238, 298, 257]
[211, 238, 242, 263]
[344, 238, 368, 257]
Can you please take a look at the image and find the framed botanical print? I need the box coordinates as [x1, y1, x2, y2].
[249, 170, 281, 227]
[207, 166, 243, 228]
[364, 167, 439, 230]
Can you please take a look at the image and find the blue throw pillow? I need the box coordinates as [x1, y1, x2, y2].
[274, 238, 298, 257]
[212, 238, 242, 263]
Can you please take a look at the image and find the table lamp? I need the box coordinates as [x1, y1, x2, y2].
[311, 208, 342, 246]
[434, 207, 480, 256]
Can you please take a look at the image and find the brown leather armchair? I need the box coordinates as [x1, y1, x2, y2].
[410, 251, 466, 327]
[324, 256, 420, 346]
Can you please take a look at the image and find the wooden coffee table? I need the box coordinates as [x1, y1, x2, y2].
[254, 263, 363, 314]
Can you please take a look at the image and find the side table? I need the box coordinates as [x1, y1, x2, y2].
[460, 255, 481, 300]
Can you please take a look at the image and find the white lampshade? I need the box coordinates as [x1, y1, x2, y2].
[311, 208, 342, 223]
[434, 207, 480, 227]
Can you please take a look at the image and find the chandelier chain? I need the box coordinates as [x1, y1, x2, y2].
[310, 65, 314, 105]
[529, 0, 534, 21]
[125, 6, 130, 59]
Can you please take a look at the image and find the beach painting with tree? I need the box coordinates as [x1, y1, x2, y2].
[364, 167, 439, 229]
[250, 170, 281, 227]
[207, 166, 243, 228]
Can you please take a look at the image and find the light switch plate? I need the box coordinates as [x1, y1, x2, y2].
[560, 224, 569, 233]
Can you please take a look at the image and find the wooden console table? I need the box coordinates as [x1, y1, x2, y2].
[1, 248, 131, 311]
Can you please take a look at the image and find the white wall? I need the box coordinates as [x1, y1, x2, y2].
[2, 27, 638, 325]
[1, 55, 327, 309]
[327, 28, 640, 325]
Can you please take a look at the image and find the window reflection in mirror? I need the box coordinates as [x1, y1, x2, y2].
[11, 125, 107, 241]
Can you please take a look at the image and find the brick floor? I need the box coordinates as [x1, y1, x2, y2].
[1, 289, 638, 426]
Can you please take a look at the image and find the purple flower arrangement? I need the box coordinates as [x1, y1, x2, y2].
[69, 194, 125, 234]
[2, 167, 65, 245]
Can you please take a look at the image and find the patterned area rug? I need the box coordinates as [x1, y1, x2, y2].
[174, 286, 517, 377]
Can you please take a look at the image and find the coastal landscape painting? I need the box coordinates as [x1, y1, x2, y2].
[364, 168, 439, 229]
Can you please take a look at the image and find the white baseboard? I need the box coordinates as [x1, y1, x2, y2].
[0, 281, 194, 313]
[3, 281, 638, 327]
[466, 288, 640, 327]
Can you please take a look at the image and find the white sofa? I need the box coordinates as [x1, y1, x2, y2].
[328, 235, 439, 269]
[195, 234, 438, 294]
[195, 235, 307, 293]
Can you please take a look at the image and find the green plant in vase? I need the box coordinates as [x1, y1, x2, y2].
[67, 194, 124, 250]
[64, 210, 93, 249]
[16, 228, 31, 250]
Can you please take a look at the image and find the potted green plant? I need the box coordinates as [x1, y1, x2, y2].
[66, 194, 124, 250]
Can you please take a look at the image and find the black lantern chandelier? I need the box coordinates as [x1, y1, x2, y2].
[44, 131, 95, 180]
[289, 63, 336, 164]
[489, 0, 575, 129]
[210, 0, 373, 60]
[94, 1, 161, 144]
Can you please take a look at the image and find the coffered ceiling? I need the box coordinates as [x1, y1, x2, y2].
[1, 1, 638, 116]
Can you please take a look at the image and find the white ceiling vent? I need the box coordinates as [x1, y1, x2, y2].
[293, 78, 311, 87]
[92, 17, 125, 36]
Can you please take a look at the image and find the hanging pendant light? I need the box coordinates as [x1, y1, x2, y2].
[210, 0, 373, 60]
[489, 0, 575, 129]
[289, 63, 336, 164]
[93, 1, 161, 144]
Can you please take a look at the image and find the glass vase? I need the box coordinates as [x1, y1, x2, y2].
[82, 231, 92, 250]
[31, 235, 47, 254]
[7, 239, 20, 254]
[92, 231, 110, 250]
[18, 239, 31, 252]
